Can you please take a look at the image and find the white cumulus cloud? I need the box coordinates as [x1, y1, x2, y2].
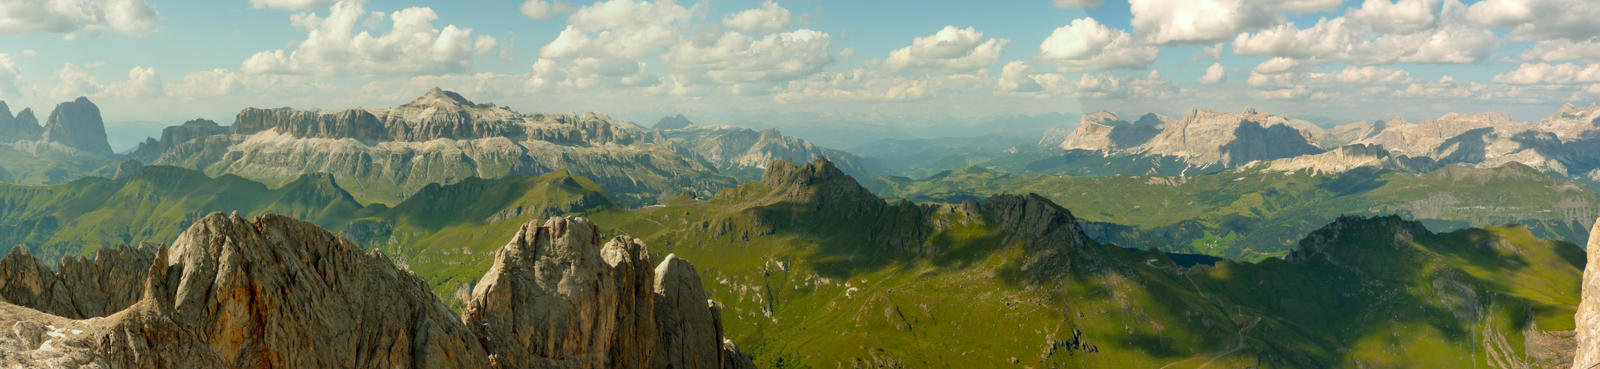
[1199, 63, 1227, 84]
[242, 1, 496, 76]
[722, 1, 793, 34]
[1037, 17, 1159, 71]
[1466, 0, 1600, 41]
[250, 0, 334, 10]
[1128, 0, 1337, 45]
[521, 0, 572, 20]
[0, 0, 159, 37]
[884, 26, 1008, 72]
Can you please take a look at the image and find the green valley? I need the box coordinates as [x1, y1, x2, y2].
[0, 160, 1583, 368]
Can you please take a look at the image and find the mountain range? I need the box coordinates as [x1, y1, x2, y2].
[1039, 105, 1600, 183]
[0, 158, 1585, 368]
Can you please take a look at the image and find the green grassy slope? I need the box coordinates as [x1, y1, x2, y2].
[890, 163, 1599, 261]
[0, 159, 1583, 368]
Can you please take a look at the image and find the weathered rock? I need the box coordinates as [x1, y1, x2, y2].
[130, 119, 231, 162]
[234, 107, 387, 142]
[655, 114, 695, 130]
[1571, 217, 1600, 369]
[0, 213, 753, 369]
[0, 101, 43, 143]
[1056, 111, 1161, 151]
[652, 254, 724, 369]
[40, 97, 113, 155]
[463, 217, 619, 369]
[99, 213, 489, 368]
[0, 244, 155, 319]
[605, 236, 657, 369]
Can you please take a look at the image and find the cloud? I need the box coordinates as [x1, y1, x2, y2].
[169, 69, 244, 98]
[997, 61, 1044, 93]
[1521, 39, 1600, 63]
[1466, 0, 1600, 41]
[521, 0, 572, 20]
[1199, 63, 1227, 84]
[1493, 63, 1600, 84]
[1128, 0, 1338, 45]
[1233, 2, 1498, 65]
[242, 1, 496, 76]
[250, 0, 334, 10]
[0, 0, 159, 37]
[1348, 0, 1444, 34]
[664, 29, 834, 92]
[103, 66, 163, 99]
[52, 63, 100, 99]
[1050, 0, 1102, 8]
[20, 50, 37, 58]
[722, 1, 793, 34]
[539, 0, 692, 60]
[0, 54, 18, 96]
[774, 69, 934, 103]
[884, 26, 1008, 72]
[1073, 70, 1179, 99]
[1037, 17, 1159, 71]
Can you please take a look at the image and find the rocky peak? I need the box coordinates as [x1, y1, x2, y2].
[655, 114, 695, 130]
[1256, 143, 1422, 174]
[40, 96, 112, 155]
[1138, 108, 1323, 166]
[463, 217, 752, 369]
[976, 194, 1100, 279]
[760, 159, 871, 196]
[1286, 215, 1429, 264]
[0, 214, 752, 368]
[402, 87, 479, 109]
[1059, 111, 1160, 151]
[1573, 215, 1600, 369]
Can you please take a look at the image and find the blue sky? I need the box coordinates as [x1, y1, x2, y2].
[2, 0, 1599, 146]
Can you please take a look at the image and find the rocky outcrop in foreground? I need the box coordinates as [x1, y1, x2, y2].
[1572, 217, 1600, 369]
[0, 213, 751, 369]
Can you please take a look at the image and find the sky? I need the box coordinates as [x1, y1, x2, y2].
[3, 0, 1600, 147]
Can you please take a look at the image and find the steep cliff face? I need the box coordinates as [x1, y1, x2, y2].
[150, 89, 734, 206]
[234, 107, 388, 142]
[0, 244, 155, 319]
[1056, 111, 1161, 151]
[1135, 108, 1324, 166]
[463, 217, 752, 369]
[0, 102, 43, 143]
[1573, 217, 1600, 369]
[40, 97, 113, 155]
[0, 213, 751, 369]
[130, 119, 231, 162]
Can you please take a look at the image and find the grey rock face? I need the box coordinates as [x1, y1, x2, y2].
[0, 102, 43, 143]
[234, 107, 387, 142]
[605, 236, 658, 369]
[130, 119, 231, 162]
[40, 97, 113, 155]
[463, 217, 620, 369]
[652, 254, 724, 369]
[1572, 217, 1600, 369]
[0, 244, 155, 319]
[102, 213, 490, 368]
[0, 214, 750, 369]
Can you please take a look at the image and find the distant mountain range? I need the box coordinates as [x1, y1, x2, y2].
[0, 88, 878, 207]
[1039, 105, 1600, 183]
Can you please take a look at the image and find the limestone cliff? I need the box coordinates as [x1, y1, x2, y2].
[0, 101, 43, 143]
[1572, 217, 1600, 369]
[40, 97, 113, 155]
